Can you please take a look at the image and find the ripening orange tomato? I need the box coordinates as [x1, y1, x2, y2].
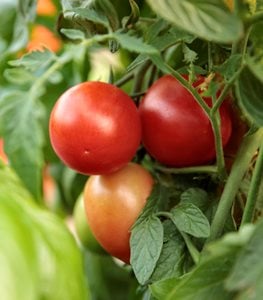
[224, 0, 233, 11]
[26, 25, 61, 53]
[83, 163, 154, 263]
[37, 0, 57, 16]
[0, 139, 8, 164]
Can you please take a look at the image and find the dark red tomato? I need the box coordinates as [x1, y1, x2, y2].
[139, 75, 232, 167]
[83, 163, 154, 264]
[224, 104, 248, 172]
[49, 82, 141, 175]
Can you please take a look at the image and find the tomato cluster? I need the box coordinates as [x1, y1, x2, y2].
[49, 74, 233, 263]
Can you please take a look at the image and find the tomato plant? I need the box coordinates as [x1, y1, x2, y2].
[1, 0, 263, 299]
[139, 74, 233, 167]
[49, 81, 141, 175]
[83, 163, 154, 264]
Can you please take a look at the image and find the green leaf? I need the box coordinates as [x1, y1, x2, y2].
[0, 91, 45, 200]
[113, 32, 158, 54]
[150, 220, 185, 282]
[159, 257, 235, 300]
[146, 0, 243, 43]
[60, 28, 86, 41]
[150, 277, 181, 300]
[122, 0, 140, 28]
[215, 54, 242, 81]
[247, 55, 263, 83]
[0, 192, 38, 300]
[28, 208, 88, 300]
[225, 219, 263, 299]
[170, 203, 210, 238]
[0, 165, 88, 300]
[65, 7, 110, 29]
[150, 224, 255, 300]
[0, 0, 29, 54]
[180, 188, 209, 211]
[18, 0, 37, 22]
[9, 49, 56, 71]
[4, 68, 35, 85]
[235, 66, 263, 127]
[127, 24, 194, 72]
[92, 0, 120, 31]
[130, 215, 164, 285]
[182, 44, 198, 64]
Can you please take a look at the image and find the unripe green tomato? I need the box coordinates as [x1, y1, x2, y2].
[73, 194, 106, 255]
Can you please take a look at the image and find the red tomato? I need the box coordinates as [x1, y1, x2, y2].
[139, 75, 232, 167]
[83, 163, 154, 264]
[49, 82, 141, 175]
[224, 104, 248, 172]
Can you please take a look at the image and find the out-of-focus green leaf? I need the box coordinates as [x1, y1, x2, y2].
[146, 0, 243, 43]
[214, 54, 242, 81]
[225, 220, 263, 299]
[60, 28, 86, 41]
[65, 7, 110, 29]
[235, 66, 263, 127]
[246, 55, 263, 83]
[0, 165, 89, 300]
[122, 0, 140, 28]
[0, 0, 29, 54]
[4, 68, 35, 85]
[0, 91, 45, 200]
[9, 49, 57, 71]
[18, 0, 37, 22]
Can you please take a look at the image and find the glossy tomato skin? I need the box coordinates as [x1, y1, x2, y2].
[73, 194, 107, 255]
[49, 82, 141, 175]
[83, 163, 154, 264]
[139, 75, 232, 167]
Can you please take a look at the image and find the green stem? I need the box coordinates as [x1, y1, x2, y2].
[181, 232, 200, 265]
[131, 61, 151, 97]
[211, 66, 244, 114]
[154, 164, 218, 175]
[240, 139, 263, 226]
[210, 110, 226, 180]
[207, 128, 263, 243]
[114, 72, 134, 87]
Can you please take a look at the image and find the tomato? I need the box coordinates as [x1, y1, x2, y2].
[26, 25, 61, 53]
[139, 75, 232, 167]
[37, 0, 57, 16]
[224, 105, 248, 172]
[224, 0, 233, 11]
[83, 163, 154, 263]
[0, 139, 8, 164]
[73, 194, 106, 255]
[49, 82, 141, 175]
[42, 165, 57, 206]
